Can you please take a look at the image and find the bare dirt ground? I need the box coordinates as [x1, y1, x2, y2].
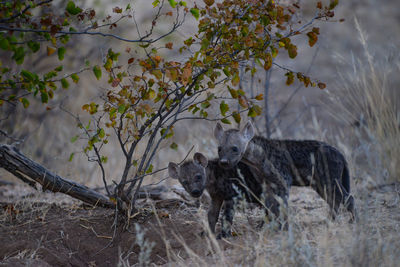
[1, 182, 399, 266]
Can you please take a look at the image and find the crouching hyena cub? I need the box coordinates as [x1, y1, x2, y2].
[168, 153, 281, 238]
[214, 121, 357, 222]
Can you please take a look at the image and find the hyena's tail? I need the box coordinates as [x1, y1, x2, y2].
[342, 164, 351, 194]
[342, 164, 357, 222]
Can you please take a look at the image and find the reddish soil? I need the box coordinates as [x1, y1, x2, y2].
[0, 198, 213, 266]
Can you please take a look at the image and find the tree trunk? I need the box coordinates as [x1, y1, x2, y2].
[0, 144, 115, 209]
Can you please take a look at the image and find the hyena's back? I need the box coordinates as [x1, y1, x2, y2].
[252, 137, 355, 220]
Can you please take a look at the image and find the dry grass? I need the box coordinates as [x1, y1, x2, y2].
[327, 18, 400, 185]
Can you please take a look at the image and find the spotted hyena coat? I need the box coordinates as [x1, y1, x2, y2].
[168, 153, 276, 238]
[214, 121, 356, 222]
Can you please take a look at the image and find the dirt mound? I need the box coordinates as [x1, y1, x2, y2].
[0, 199, 205, 266]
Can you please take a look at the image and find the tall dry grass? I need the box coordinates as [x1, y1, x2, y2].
[327, 18, 400, 185]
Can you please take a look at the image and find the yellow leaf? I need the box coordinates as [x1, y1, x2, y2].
[255, 94, 263, 100]
[232, 73, 240, 86]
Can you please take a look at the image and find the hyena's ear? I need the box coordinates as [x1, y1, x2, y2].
[214, 122, 224, 143]
[168, 162, 180, 179]
[193, 152, 208, 168]
[241, 121, 255, 142]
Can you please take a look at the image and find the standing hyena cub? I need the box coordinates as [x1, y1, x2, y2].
[214, 121, 356, 222]
[168, 153, 280, 238]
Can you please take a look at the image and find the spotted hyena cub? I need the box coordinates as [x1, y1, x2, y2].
[168, 153, 281, 238]
[214, 121, 357, 222]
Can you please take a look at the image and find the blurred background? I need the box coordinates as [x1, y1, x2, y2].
[1, 0, 399, 191]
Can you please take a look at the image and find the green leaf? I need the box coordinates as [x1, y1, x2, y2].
[248, 105, 262, 117]
[61, 78, 69, 89]
[21, 70, 36, 81]
[71, 73, 79, 83]
[160, 128, 174, 138]
[101, 156, 108, 163]
[71, 135, 79, 143]
[152, 0, 160, 7]
[168, 0, 177, 8]
[201, 101, 211, 109]
[220, 101, 229, 116]
[0, 36, 9, 50]
[146, 164, 153, 174]
[20, 98, 30, 108]
[12, 47, 25, 64]
[118, 104, 126, 113]
[221, 118, 231, 124]
[58, 47, 66, 61]
[248, 107, 257, 118]
[41, 92, 49, 103]
[170, 142, 178, 151]
[98, 128, 105, 138]
[69, 152, 75, 162]
[66, 1, 82, 15]
[232, 112, 241, 123]
[329, 0, 339, 9]
[228, 87, 238, 99]
[93, 65, 102, 80]
[190, 8, 200, 20]
[27, 41, 40, 52]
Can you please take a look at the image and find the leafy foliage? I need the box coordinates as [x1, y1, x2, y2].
[0, 0, 339, 211]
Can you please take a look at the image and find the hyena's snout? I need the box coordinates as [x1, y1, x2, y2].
[191, 189, 202, 197]
[218, 157, 233, 169]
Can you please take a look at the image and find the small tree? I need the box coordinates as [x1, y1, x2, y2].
[0, 0, 339, 214]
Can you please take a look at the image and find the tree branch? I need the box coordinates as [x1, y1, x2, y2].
[0, 144, 115, 208]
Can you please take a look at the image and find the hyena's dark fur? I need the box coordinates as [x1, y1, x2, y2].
[168, 153, 278, 238]
[214, 122, 357, 222]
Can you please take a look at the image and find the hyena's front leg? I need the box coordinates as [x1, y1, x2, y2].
[207, 197, 223, 235]
[219, 199, 234, 239]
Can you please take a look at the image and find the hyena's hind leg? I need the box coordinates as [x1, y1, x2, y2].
[340, 165, 357, 222]
[315, 158, 356, 222]
[313, 153, 343, 221]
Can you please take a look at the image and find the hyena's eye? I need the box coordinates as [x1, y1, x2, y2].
[195, 174, 202, 181]
[182, 180, 189, 186]
[231, 146, 239, 153]
[218, 146, 222, 152]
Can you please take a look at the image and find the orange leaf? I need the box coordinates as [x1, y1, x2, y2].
[255, 94, 263, 100]
[181, 63, 192, 85]
[165, 42, 173, 49]
[238, 95, 248, 108]
[318, 82, 326, 89]
[111, 78, 120, 87]
[264, 53, 272, 70]
[307, 32, 318, 47]
[47, 46, 56, 56]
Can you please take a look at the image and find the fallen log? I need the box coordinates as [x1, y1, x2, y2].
[0, 144, 115, 208]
